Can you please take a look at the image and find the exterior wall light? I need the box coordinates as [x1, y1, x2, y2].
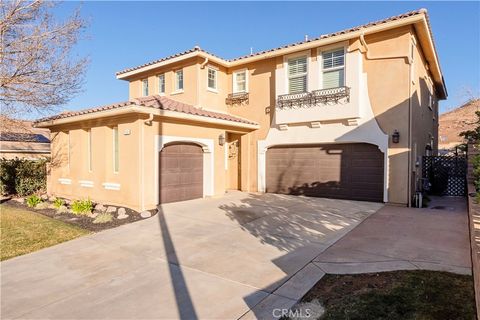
[218, 133, 225, 146]
[392, 130, 400, 144]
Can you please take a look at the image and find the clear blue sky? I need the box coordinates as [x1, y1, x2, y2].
[52, 1, 479, 116]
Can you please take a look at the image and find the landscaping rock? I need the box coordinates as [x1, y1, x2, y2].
[12, 197, 24, 203]
[36, 202, 49, 210]
[106, 206, 117, 213]
[40, 194, 48, 200]
[56, 205, 68, 214]
[88, 211, 99, 219]
[48, 196, 57, 202]
[95, 204, 106, 212]
[140, 210, 152, 218]
[117, 207, 128, 219]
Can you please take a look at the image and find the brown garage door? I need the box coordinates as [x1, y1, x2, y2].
[159, 143, 203, 203]
[266, 143, 384, 202]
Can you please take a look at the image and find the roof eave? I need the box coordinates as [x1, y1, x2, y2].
[34, 105, 259, 130]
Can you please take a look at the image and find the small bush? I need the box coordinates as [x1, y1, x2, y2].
[53, 198, 65, 209]
[93, 212, 113, 224]
[71, 199, 94, 216]
[26, 195, 42, 208]
[0, 158, 47, 196]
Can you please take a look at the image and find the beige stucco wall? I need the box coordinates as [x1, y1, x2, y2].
[46, 24, 440, 209]
[361, 26, 413, 205]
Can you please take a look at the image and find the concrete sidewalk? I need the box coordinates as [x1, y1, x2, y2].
[314, 197, 471, 275]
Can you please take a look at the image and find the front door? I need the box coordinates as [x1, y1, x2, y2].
[227, 133, 241, 190]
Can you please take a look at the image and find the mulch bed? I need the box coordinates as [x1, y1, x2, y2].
[4, 199, 157, 232]
[299, 270, 475, 320]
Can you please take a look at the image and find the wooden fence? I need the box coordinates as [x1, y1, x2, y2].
[467, 142, 480, 318]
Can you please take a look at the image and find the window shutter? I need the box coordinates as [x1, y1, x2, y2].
[288, 57, 307, 76]
[288, 56, 308, 93]
[289, 76, 307, 93]
[323, 70, 344, 89]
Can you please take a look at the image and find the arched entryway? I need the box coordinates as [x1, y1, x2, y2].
[159, 143, 203, 203]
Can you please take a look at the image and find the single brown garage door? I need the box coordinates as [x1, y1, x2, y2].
[159, 143, 203, 203]
[266, 143, 384, 202]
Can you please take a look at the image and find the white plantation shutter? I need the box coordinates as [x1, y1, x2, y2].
[289, 76, 307, 93]
[322, 48, 345, 89]
[323, 70, 344, 89]
[288, 56, 307, 93]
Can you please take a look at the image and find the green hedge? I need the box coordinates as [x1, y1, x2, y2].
[0, 158, 47, 196]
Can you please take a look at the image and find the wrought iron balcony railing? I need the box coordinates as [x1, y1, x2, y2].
[277, 86, 350, 109]
[226, 92, 249, 105]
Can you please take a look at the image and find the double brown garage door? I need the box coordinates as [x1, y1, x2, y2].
[266, 143, 384, 202]
[159, 143, 203, 203]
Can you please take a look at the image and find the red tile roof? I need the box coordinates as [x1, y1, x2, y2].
[116, 9, 428, 76]
[34, 96, 258, 126]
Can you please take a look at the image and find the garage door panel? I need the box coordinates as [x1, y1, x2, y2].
[160, 143, 203, 204]
[266, 143, 384, 202]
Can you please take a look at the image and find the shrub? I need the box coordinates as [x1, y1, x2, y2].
[53, 198, 65, 209]
[71, 199, 94, 216]
[26, 195, 42, 208]
[93, 212, 113, 224]
[0, 158, 47, 196]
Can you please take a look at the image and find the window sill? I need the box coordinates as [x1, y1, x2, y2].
[171, 90, 184, 95]
[207, 88, 219, 94]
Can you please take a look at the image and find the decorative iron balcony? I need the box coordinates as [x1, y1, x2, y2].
[277, 86, 350, 109]
[226, 92, 249, 105]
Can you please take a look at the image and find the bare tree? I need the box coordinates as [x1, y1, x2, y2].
[0, 0, 88, 129]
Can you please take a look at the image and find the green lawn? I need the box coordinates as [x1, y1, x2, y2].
[299, 270, 475, 320]
[0, 204, 90, 261]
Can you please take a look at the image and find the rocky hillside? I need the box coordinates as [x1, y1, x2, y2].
[439, 98, 479, 149]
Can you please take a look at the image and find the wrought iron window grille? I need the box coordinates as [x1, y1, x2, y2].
[226, 92, 249, 106]
[277, 86, 350, 109]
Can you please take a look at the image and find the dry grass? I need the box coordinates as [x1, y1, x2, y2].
[0, 204, 90, 261]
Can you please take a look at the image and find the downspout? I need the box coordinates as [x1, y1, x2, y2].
[360, 33, 414, 206]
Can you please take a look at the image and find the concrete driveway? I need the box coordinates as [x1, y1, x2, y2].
[1, 191, 382, 319]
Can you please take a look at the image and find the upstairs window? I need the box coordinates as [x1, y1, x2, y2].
[157, 74, 165, 94]
[207, 67, 217, 90]
[322, 48, 345, 89]
[233, 70, 247, 93]
[141, 79, 148, 96]
[175, 70, 183, 91]
[288, 56, 307, 94]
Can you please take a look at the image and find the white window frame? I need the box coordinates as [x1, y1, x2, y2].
[157, 74, 165, 95]
[319, 46, 346, 90]
[87, 129, 92, 172]
[113, 126, 119, 174]
[141, 79, 148, 96]
[207, 66, 218, 92]
[173, 69, 184, 94]
[233, 69, 248, 93]
[284, 50, 310, 94]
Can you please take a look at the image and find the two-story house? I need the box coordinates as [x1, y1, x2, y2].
[34, 9, 447, 210]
